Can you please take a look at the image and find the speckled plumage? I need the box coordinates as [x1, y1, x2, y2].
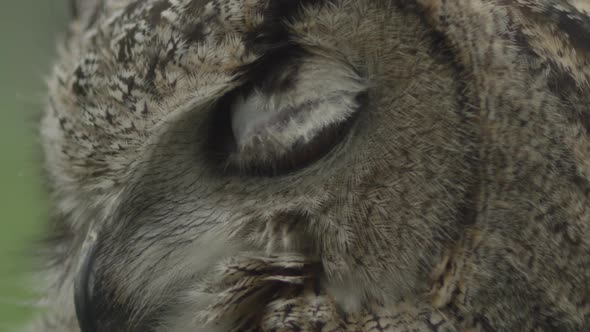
[28, 0, 590, 331]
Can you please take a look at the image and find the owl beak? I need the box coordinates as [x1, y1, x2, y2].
[74, 229, 100, 332]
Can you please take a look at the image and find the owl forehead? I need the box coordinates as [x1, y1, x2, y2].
[63, 0, 269, 109]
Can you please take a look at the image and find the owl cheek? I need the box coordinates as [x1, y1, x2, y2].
[227, 55, 367, 174]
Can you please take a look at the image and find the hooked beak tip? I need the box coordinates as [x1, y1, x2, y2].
[74, 230, 99, 332]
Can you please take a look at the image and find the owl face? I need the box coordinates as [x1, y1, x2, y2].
[39, 0, 590, 330]
[42, 0, 568, 331]
[44, 0, 475, 330]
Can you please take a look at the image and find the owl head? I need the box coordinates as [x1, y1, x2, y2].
[39, 0, 590, 331]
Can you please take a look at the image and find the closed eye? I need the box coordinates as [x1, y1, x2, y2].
[207, 51, 367, 176]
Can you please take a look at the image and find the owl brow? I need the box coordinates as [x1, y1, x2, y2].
[74, 228, 100, 332]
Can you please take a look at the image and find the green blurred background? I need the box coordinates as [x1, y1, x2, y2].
[0, 1, 69, 329]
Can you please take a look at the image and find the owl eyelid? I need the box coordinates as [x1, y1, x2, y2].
[220, 53, 367, 175]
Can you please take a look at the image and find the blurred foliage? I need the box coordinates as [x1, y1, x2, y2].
[0, 1, 69, 329]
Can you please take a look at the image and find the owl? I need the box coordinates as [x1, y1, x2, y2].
[26, 0, 590, 331]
